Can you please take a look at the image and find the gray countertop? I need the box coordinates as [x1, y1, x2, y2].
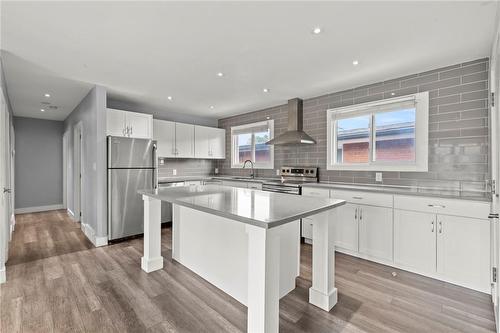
[302, 182, 491, 202]
[139, 185, 345, 229]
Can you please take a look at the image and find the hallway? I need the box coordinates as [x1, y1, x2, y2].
[6, 210, 92, 266]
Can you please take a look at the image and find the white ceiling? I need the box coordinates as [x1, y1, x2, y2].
[1, 1, 499, 121]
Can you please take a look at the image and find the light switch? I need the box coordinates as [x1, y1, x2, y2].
[375, 172, 382, 182]
[159, 158, 165, 165]
[173, 169, 177, 176]
[276, 169, 280, 176]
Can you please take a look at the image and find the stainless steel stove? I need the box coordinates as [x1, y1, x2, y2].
[262, 167, 318, 195]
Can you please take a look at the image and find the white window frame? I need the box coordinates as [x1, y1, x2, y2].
[327, 92, 429, 172]
[231, 120, 274, 169]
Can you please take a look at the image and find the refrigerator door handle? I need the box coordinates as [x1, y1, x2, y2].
[153, 143, 158, 190]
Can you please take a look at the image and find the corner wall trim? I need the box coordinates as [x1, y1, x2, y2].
[81, 222, 108, 247]
[14, 204, 64, 214]
[0, 265, 6, 284]
[95, 236, 108, 247]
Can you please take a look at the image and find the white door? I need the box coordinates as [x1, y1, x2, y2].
[0, 89, 9, 274]
[74, 124, 83, 222]
[437, 215, 491, 293]
[335, 203, 358, 252]
[194, 126, 210, 159]
[106, 109, 126, 137]
[358, 205, 393, 261]
[394, 209, 436, 276]
[126, 112, 152, 139]
[175, 123, 194, 158]
[153, 120, 175, 158]
[210, 128, 226, 159]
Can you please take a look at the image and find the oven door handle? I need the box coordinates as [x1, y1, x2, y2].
[262, 188, 299, 194]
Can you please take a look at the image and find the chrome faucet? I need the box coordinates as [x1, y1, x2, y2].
[243, 159, 255, 179]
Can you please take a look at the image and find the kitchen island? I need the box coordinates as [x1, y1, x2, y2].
[139, 185, 345, 332]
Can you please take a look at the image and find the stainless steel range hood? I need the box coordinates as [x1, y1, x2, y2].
[266, 98, 316, 145]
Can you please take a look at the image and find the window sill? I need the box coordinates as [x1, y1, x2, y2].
[327, 164, 428, 172]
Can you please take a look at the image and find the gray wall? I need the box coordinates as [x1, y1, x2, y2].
[14, 117, 63, 209]
[64, 85, 107, 239]
[218, 58, 490, 198]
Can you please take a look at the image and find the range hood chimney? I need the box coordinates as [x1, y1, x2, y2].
[266, 98, 316, 145]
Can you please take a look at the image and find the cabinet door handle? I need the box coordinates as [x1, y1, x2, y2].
[355, 208, 358, 220]
[431, 221, 434, 232]
[130, 126, 133, 136]
[438, 221, 443, 233]
[123, 127, 126, 136]
[359, 208, 362, 221]
[352, 196, 363, 200]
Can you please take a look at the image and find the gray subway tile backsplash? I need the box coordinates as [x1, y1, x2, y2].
[216, 58, 490, 199]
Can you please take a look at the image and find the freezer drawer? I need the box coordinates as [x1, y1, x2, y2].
[108, 168, 155, 240]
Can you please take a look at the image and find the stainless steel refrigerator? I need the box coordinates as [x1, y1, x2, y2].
[107, 136, 157, 241]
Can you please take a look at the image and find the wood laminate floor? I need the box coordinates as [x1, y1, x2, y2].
[0, 210, 496, 333]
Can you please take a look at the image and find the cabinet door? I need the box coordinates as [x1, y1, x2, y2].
[194, 126, 210, 159]
[335, 203, 359, 252]
[437, 215, 490, 292]
[358, 205, 393, 261]
[153, 120, 175, 158]
[301, 217, 313, 240]
[175, 123, 195, 158]
[107, 109, 126, 136]
[126, 112, 152, 139]
[210, 128, 226, 159]
[394, 209, 436, 276]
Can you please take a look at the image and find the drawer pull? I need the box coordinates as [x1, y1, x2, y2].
[431, 221, 434, 232]
[438, 221, 443, 233]
[428, 204, 445, 208]
[352, 196, 363, 200]
[355, 208, 358, 220]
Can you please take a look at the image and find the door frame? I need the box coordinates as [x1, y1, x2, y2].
[0, 84, 9, 283]
[74, 122, 83, 224]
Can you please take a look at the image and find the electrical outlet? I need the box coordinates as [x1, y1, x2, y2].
[173, 169, 177, 176]
[375, 172, 382, 182]
[159, 158, 165, 165]
[276, 169, 280, 176]
[215, 168, 219, 174]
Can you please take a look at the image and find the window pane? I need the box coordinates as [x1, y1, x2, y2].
[254, 130, 271, 164]
[336, 116, 370, 163]
[237, 133, 252, 164]
[374, 108, 416, 162]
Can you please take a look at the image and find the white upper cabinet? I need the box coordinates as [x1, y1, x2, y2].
[107, 109, 127, 137]
[194, 125, 226, 159]
[175, 123, 195, 158]
[153, 119, 175, 158]
[153, 120, 194, 158]
[106, 108, 153, 139]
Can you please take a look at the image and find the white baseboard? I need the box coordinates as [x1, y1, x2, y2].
[15, 204, 64, 214]
[67, 209, 79, 222]
[81, 222, 108, 247]
[0, 265, 5, 284]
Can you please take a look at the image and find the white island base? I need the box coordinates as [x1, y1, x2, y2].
[141, 191, 339, 333]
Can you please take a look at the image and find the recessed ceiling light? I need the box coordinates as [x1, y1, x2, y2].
[352, 60, 359, 66]
[217, 72, 224, 77]
[40, 109, 45, 112]
[263, 88, 270, 93]
[312, 27, 322, 34]
[44, 93, 50, 98]
[210, 105, 215, 109]
[167, 96, 173, 101]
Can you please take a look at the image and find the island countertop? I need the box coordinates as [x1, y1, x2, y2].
[139, 185, 345, 229]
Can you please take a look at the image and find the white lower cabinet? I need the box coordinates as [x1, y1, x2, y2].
[358, 205, 393, 261]
[394, 209, 491, 293]
[437, 215, 490, 292]
[394, 209, 437, 276]
[335, 203, 359, 252]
